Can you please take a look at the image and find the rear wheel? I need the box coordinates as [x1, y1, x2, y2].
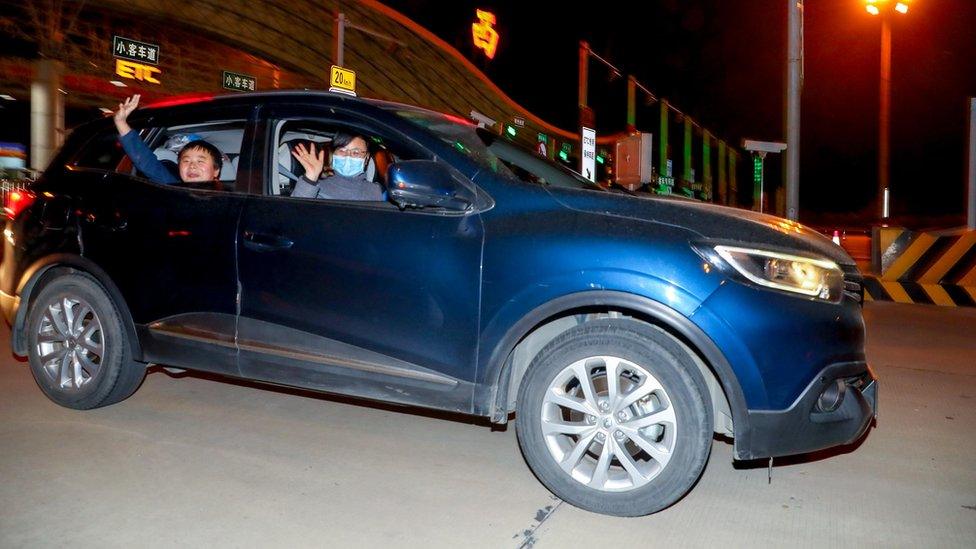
[515, 319, 712, 516]
[26, 272, 144, 409]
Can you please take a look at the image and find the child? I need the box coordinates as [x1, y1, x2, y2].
[113, 94, 222, 185]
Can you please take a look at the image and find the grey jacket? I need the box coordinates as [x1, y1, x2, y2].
[291, 174, 385, 201]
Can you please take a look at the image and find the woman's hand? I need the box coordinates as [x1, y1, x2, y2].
[291, 142, 326, 182]
[113, 94, 141, 136]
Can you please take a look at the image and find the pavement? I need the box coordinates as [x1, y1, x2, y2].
[1, 301, 974, 548]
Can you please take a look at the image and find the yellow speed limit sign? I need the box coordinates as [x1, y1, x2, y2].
[329, 65, 356, 96]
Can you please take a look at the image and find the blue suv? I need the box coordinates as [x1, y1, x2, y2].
[1, 91, 876, 516]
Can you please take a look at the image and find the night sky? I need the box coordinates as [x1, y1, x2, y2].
[384, 0, 976, 221]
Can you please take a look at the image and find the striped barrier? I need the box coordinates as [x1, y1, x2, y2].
[863, 229, 976, 307]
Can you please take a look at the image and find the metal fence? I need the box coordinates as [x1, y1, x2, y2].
[0, 178, 32, 212]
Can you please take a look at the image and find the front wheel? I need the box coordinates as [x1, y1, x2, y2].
[25, 272, 144, 410]
[515, 319, 712, 516]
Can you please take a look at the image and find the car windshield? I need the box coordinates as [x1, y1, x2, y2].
[387, 104, 609, 193]
[486, 138, 606, 192]
[385, 105, 514, 178]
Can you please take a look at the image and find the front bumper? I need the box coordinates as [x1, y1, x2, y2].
[735, 361, 877, 460]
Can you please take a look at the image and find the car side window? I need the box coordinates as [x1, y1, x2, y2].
[269, 118, 428, 199]
[144, 120, 247, 192]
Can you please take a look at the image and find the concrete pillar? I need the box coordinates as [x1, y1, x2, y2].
[659, 99, 669, 177]
[683, 116, 693, 183]
[30, 59, 65, 172]
[729, 151, 738, 207]
[702, 131, 712, 201]
[626, 76, 636, 132]
[967, 97, 975, 230]
[718, 140, 727, 205]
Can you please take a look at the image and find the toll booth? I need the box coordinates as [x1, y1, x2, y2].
[614, 132, 654, 191]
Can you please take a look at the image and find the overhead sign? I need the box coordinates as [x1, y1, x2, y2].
[581, 126, 596, 182]
[742, 139, 787, 154]
[222, 71, 256, 92]
[472, 9, 499, 59]
[115, 59, 160, 84]
[513, 116, 525, 127]
[112, 35, 159, 65]
[329, 65, 356, 96]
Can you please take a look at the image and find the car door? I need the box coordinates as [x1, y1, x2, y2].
[79, 104, 258, 375]
[236, 104, 484, 412]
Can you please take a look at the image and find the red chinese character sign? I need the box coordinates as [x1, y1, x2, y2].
[471, 9, 499, 59]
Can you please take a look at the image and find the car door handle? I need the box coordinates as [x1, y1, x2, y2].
[242, 230, 294, 251]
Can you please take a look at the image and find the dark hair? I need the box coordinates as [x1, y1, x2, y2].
[331, 132, 368, 153]
[178, 139, 223, 171]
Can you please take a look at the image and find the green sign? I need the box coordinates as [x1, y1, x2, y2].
[113, 35, 160, 65]
[656, 175, 675, 194]
[222, 71, 256, 92]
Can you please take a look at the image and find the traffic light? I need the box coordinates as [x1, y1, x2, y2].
[558, 149, 569, 161]
[505, 124, 517, 138]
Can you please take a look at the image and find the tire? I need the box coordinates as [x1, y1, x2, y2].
[25, 272, 145, 410]
[515, 318, 712, 516]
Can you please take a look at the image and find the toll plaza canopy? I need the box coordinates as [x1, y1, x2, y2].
[1, 0, 742, 206]
[0, 0, 576, 144]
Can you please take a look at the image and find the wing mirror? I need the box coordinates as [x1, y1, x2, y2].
[386, 160, 476, 211]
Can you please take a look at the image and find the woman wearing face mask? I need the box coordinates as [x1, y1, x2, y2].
[290, 132, 385, 201]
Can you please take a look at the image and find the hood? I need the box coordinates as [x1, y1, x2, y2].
[545, 187, 856, 268]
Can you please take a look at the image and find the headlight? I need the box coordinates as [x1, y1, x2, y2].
[714, 245, 844, 302]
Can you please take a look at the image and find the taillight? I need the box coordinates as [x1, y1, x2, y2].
[4, 190, 36, 219]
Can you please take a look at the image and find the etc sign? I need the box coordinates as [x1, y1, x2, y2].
[115, 60, 160, 84]
[112, 35, 161, 85]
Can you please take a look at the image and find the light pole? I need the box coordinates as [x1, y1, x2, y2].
[785, 0, 803, 221]
[865, 0, 910, 220]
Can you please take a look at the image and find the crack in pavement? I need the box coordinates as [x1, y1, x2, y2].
[514, 497, 563, 549]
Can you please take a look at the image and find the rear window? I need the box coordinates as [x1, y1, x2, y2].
[72, 130, 126, 171]
[145, 121, 245, 187]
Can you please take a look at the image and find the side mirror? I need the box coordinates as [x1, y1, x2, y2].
[386, 160, 476, 211]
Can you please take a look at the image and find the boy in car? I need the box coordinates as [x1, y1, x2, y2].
[113, 94, 223, 186]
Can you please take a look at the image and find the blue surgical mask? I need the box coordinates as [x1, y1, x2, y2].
[332, 155, 366, 177]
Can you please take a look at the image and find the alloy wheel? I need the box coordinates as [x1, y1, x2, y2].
[35, 294, 105, 392]
[540, 355, 677, 492]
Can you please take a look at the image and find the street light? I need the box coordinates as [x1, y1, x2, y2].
[865, 0, 910, 220]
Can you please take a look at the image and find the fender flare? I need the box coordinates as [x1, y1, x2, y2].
[11, 253, 143, 360]
[481, 290, 752, 447]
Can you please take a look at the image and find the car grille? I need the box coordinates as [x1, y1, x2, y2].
[841, 264, 864, 304]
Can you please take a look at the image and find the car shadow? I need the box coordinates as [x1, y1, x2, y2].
[146, 365, 502, 429]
